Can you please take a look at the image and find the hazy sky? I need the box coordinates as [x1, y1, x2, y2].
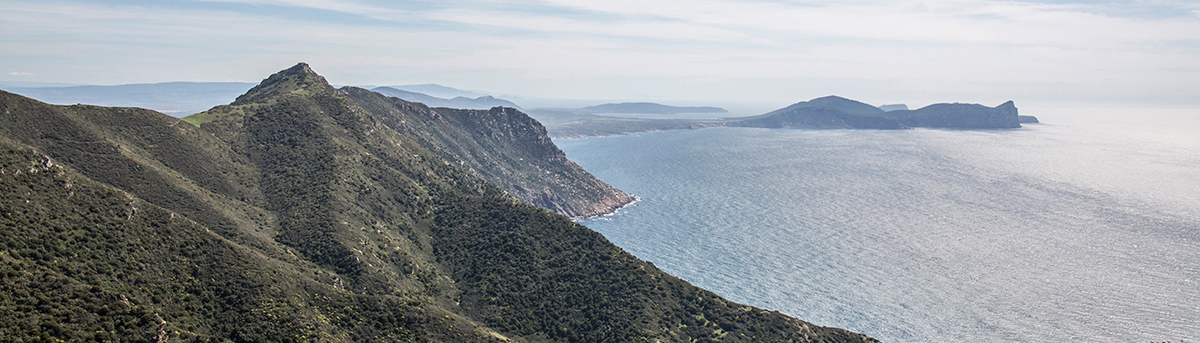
[2, 0, 1198, 108]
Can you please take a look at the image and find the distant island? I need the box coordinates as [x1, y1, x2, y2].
[531, 95, 1039, 138]
[580, 102, 727, 114]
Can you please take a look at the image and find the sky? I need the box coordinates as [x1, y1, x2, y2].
[2, 0, 1199, 110]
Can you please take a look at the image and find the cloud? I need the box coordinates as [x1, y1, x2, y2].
[1, 0, 1198, 105]
[8, 72, 35, 77]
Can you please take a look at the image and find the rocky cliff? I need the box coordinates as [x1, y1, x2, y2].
[345, 87, 634, 219]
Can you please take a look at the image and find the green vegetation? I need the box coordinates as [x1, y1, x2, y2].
[0, 63, 878, 342]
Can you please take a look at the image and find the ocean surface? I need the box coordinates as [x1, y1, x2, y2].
[555, 108, 1200, 342]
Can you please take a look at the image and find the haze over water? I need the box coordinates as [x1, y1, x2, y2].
[557, 108, 1200, 342]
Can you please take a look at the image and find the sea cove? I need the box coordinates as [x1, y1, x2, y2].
[558, 108, 1200, 342]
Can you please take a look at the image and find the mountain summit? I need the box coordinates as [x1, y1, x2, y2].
[233, 62, 330, 105]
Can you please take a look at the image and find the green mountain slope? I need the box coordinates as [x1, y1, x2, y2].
[0, 142, 488, 342]
[0, 63, 878, 342]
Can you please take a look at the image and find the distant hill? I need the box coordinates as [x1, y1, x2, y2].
[580, 102, 727, 114]
[385, 83, 488, 99]
[371, 86, 521, 110]
[730, 95, 1021, 129]
[757, 96, 887, 118]
[0, 63, 877, 342]
[884, 101, 1021, 128]
[731, 96, 902, 129]
[0, 82, 255, 116]
[879, 104, 908, 111]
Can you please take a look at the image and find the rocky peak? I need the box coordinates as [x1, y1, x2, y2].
[232, 62, 333, 105]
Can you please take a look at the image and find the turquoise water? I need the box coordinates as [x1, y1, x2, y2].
[555, 109, 1200, 342]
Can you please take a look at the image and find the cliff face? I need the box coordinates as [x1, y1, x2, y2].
[344, 87, 634, 219]
[0, 64, 877, 343]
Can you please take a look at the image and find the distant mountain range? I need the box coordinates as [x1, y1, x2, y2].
[385, 83, 489, 99]
[0, 82, 519, 116]
[580, 102, 727, 114]
[0, 82, 256, 116]
[371, 86, 521, 110]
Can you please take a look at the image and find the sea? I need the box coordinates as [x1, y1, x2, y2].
[554, 107, 1200, 342]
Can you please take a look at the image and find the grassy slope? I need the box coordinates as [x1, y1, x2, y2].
[0, 63, 878, 342]
[0, 142, 488, 342]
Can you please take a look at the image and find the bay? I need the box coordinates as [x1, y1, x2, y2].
[555, 108, 1200, 342]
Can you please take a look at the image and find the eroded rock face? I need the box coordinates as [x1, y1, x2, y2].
[344, 87, 634, 219]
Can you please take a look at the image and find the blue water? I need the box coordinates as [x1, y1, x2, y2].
[555, 109, 1200, 342]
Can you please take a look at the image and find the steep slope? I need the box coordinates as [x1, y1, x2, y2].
[0, 141, 490, 342]
[344, 87, 633, 219]
[2, 63, 877, 342]
[0, 87, 503, 342]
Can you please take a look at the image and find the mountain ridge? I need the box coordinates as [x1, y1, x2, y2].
[0, 63, 878, 342]
[580, 102, 727, 114]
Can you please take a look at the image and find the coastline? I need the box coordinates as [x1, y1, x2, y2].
[574, 194, 641, 221]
